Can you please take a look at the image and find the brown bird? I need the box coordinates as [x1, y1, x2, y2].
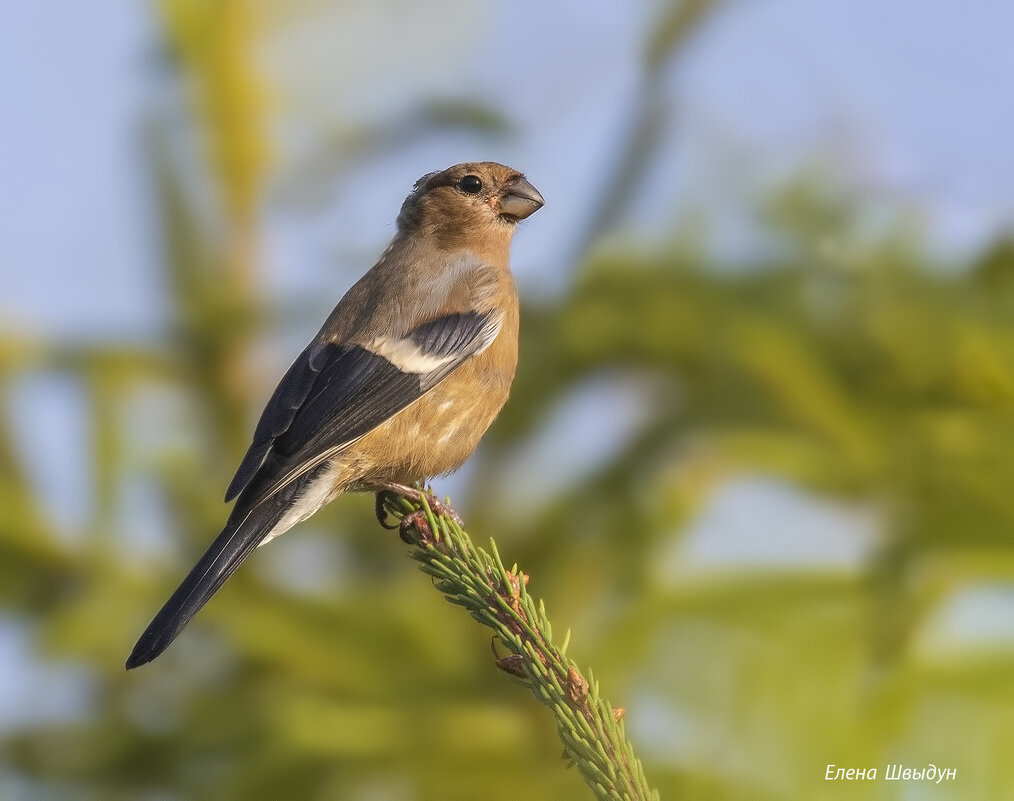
[126, 162, 544, 669]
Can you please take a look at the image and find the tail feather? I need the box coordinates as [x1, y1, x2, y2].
[125, 500, 287, 670]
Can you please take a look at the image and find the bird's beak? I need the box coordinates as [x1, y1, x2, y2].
[499, 176, 545, 220]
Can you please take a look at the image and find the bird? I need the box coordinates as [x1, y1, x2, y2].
[126, 162, 544, 669]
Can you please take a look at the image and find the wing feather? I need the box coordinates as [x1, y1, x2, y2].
[225, 309, 500, 511]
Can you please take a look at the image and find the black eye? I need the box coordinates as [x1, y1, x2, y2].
[458, 175, 483, 194]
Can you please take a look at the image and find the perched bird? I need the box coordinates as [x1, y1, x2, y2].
[126, 162, 544, 669]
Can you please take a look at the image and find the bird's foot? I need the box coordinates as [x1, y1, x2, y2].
[372, 482, 462, 544]
[375, 492, 400, 530]
[398, 508, 437, 545]
[373, 492, 433, 544]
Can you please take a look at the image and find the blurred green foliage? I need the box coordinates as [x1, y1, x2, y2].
[2, 2, 1013, 800]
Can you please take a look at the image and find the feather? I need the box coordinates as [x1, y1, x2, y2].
[126, 465, 324, 669]
[225, 309, 500, 509]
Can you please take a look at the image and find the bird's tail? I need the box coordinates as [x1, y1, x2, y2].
[125, 497, 289, 670]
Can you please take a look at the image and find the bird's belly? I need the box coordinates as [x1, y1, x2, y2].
[412, 383, 503, 475]
[346, 357, 513, 486]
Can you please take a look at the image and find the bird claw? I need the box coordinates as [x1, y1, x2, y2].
[375, 492, 400, 530]
[399, 509, 435, 544]
[372, 483, 462, 543]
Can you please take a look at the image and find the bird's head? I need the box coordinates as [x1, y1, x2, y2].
[396, 162, 544, 247]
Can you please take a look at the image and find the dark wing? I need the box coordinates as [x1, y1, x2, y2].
[226, 309, 501, 510]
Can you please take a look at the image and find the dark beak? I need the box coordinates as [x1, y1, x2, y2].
[499, 176, 545, 220]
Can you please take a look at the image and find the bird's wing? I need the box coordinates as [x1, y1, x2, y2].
[225, 307, 503, 509]
[124, 308, 502, 669]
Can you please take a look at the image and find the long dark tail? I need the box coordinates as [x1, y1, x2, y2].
[125, 499, 288, 670]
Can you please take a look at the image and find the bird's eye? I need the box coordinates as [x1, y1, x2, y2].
[458, 175, 483, 194]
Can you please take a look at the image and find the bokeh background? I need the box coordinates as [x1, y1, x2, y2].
[3, 1, 1014, 799]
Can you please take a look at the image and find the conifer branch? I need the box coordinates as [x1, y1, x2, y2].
[379, 491, 660, 801]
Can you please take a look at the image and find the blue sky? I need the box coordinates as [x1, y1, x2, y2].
[3, 0, 1013, 338]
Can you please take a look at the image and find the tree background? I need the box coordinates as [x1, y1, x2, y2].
[2, 1, 1014, 799]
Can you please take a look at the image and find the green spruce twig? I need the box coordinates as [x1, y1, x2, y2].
[379, 490, 660, 801]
